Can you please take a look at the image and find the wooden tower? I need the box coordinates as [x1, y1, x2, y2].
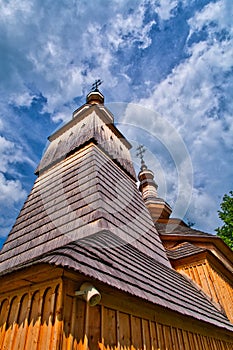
[137, 156, 233, 325]
[0, 87, 233, 349]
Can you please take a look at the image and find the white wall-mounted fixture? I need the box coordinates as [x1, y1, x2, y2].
[75, 282, 101, 306]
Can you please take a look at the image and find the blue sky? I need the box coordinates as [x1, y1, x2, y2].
[0, 0, 232, 248]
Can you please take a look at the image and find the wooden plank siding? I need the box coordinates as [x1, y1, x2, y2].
[0, 273, 233, 350]
[176, 260, 233, 323]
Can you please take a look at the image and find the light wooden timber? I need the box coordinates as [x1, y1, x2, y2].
[1, 267, 233, 349]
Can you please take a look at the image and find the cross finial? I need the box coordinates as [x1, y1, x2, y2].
[136, 144, 147, 169]
[91, 79, 103, 91]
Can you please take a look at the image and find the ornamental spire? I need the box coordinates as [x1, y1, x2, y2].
[86, 79, 104, 104]
[136, 145, 172, 222]
[91, 79, 103, 91]
[136, 144, 147, 170]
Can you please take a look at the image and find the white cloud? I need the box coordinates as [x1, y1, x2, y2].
[188, 0, 233, 34]
[0, 135, 34, 173]
[0, 172, 26, 206]
[0, 0, 156, 118]
[9, 91, 36, 107]
[120, 103, 193, 219]
[0, 0, 32, 19]
[152, 0, 178, 20]
[130, 0, 233, 232]
[186, 188, 221, 232]
[105, 3, 156, 49]
[0, 0, 232, 239]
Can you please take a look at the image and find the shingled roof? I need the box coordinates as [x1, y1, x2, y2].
[2, 231, 233, 332]
[1, 93, 233, 334]
[155, 222, 214, 237]
[166, 242, 206, 260]
[0, 101, 170, 272]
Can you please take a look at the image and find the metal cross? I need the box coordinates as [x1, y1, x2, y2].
[91, 79, 103, 91]
[136, 144, 146, 164]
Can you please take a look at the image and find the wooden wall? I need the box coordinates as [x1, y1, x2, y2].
[61, 277, 233, 350]
[175, 260, 233, 323]
[0, 280, 63, 350]
[0, 272, 233, 350]
[62, 300, 233, 350]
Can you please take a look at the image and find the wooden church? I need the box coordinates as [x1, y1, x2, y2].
[0, 86, 233, 349]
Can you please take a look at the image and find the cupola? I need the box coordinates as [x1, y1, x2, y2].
[137, 145, 172, 222]
[86, 79, 104, 104]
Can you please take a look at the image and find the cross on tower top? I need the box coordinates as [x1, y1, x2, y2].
[136, 144, 147, 170]
[91, 79, 103, 91]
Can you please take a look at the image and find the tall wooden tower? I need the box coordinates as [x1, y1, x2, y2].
[0, 87, 233, 349]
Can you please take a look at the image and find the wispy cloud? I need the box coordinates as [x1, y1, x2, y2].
[0, 0, 232, 246]
[133, 0, 233, 231]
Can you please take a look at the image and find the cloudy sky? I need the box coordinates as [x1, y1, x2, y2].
[0, 0, 232, 248]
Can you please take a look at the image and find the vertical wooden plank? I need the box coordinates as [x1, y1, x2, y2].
[116, 311, 120, 350]
[62, 292, 73, 350]
[192, 265, 202, 286]
[130, 316, 142, 349]
[209, 336, 218, 350]
[156, 323, 165, 350]
[149, 321, 159, 350]
[14, 293, 30, 350]
[163, 325, 173, 349]
[206, 336, 213, 350]
[183, 267, 191, 278]
[118, 312, 131, 349]
[38, 287, 54, 350]
[73, 298, 86, 349]
[204, 335, 212, 350]
[187, 331, 195, 350]
[203, 264, 219, 304]
[2, 296, 19, 350]
[66, 296, 76, 350]
[24, 290, 41, 350]
[219, 339, 226, 350]
[226, 284, 233, 322]
[142, 319, 151, 350]
[100, 305, 104, 347]
[215, 337, 222, 350]
[176, 328, 185, 350]
[215, 339, 222, 350]
[181, 329, 190, 350]
[219, 339, 227, 350]
[103, 308, 117, 349]
[198, 334, 206, 350]
[88, 305, 101, 350]
[7, 297, 21, 350]
[49, 284, 63, 350]
[192, 333, 200, 350]
[197, 334, 205, 350]
[171, 327, 180, 350]
[0, 299, 9, 349]
[202, 264, 213, 297]
[196, 264, 211, 296]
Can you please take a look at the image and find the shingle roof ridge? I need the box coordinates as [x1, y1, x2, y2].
[166, 241, 207, 260]
[156, 222, 214, 237]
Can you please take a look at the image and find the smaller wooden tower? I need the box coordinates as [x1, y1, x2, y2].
[0, 86, 233, 349]
[137, 151, 233, 325]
